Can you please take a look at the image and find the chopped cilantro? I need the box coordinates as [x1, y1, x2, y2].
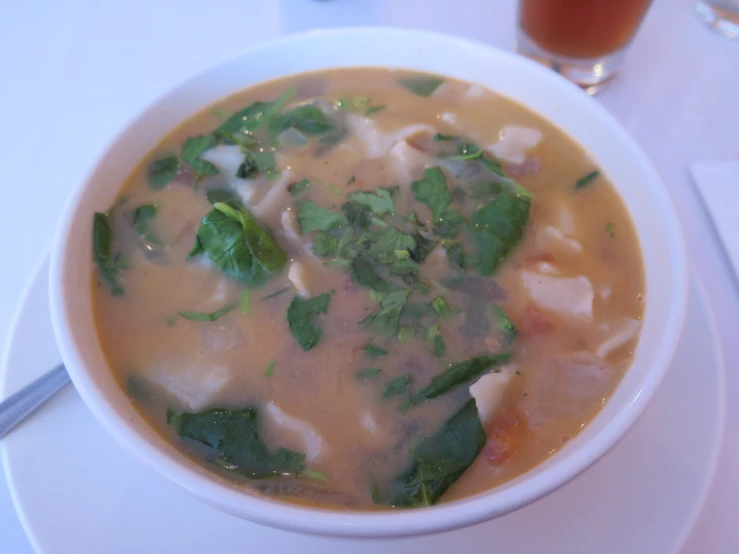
[383, 374, 411, 399]
[397, 326, 415, 343]
[286, 293, 331, 351]
[492, 305, 517, 343]
[359, 291, 410, 335]
[181, 134, 219, 186]
[605, 221, 615, 238]
[356, 368, 382, 381]
[147, 155, 179, 189]
[240, 290, 251, 314]
[348, 188, 396, 216]
[412, 167, 453, 222]
[574, 169, 601, 190]
[470, 194, 530, 276]
[397, 75, 444, 97]
[364, 104, 387, 116]
[297, 201, 348, 233]
[363, 344, 388, 359]
[178, 301, 238, 322]
[264, 360, 276, 377]
[431, 296, 452, 317]
[132, 203, 160, 244]
[288, 178, 310, 197]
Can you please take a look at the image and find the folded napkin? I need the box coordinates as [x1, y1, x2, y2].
[691, 161, 739, 281]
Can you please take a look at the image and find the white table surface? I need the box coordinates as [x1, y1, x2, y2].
[1, 0, 737, 551]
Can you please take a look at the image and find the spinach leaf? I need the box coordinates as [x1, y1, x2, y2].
[206, 188, 242, 206]
[312, 227, 357, 262]
[350, 258, 391, 292]
[414, 353, 511, 402]
[92, 212, 124, 296]
[356, 368, 382, 382]
[409, 232, 438, 264]
[348, 188, 395, 216]
[362, 344, 388, 359]
[492, 306, 517, 344]
[238, 150, 277, 180]
[287, 293, 331, 351]
[147, 155, 179, 189]
[189, 201, 287, 286]
[264, 360, 276, 377]
[398, 75, 444, 97]
[178, 301, 237, 322]
[359, 291, 410, 335]
[297, 201, 348, 233]
[411, 167, 453, 222]
[215, 102, 274, 136]
[379, 399, 486, 507]
[181, 135, 219, 185]
[574, 169, 601, 190]
[470, 194, 530, 276]
[383, 374, 411, 399]
[177, 407, 306, 478]
[444, 240, 465, 269]
[132, 203, 160, 244]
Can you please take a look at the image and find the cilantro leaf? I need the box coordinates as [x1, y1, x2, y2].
[364, 104, 387, 116]
[397, 75, 444, 97]
[297, 201, 348, 233]
[350, 258, 392, 292]
[181, 135, 219, 184]
[341, 201, 373, 229]
[431, 296, 452, 317]
[132, 203, 161, 245]
[359, 291, 410, 335]
[383, 374, 411, 399]
[411, 167, 453, 222]
[92, 212, 124, 296]
[367, 227, 416, 265]
[288, 178, 310, 197]
[362, 344, 388, 359]
[493, 306, 517, 344]
[147, 155, 179, 190]
[348, 188, 396, 216]
[433, 209, 465, 239]
[270, 103, 333, 136]
[206, 188, 243, 207]
[287, 293, 331, 351]
[356, 368, 382, 382]
[177, 407, 306, 478]
[414, 353, 512, 402]
[470, 195, 530, 276]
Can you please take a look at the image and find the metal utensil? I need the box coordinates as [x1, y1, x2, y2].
[0, 364, 70, 439]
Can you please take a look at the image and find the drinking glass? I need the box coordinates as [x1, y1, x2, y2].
[695, 0, 739, 39]
[515, 0, 654, 93]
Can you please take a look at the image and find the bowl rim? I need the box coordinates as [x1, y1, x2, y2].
[49, 26, 689, 538]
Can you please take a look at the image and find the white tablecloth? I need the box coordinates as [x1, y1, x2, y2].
[1, 0, 737, 551]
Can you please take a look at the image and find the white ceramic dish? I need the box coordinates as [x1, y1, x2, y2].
[5, 258, 721, 554]
[48, 27, 688, 538]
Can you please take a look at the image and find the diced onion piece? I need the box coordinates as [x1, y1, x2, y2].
[486, 125, 543, 165]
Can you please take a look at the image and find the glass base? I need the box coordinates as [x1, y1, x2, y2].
[515, 28, 626, 95]
[695, 0, 739, 39]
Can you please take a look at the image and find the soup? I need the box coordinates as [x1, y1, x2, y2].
[92, 68, 644, 510]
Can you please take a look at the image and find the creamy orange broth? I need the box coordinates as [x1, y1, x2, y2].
[92, 68, 644, 510]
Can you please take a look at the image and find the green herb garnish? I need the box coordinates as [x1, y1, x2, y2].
[411, 167, 453, 222]
[574, 169, 601, 190]
[176, 407, 307, 478]
[181, 134, 219, 186]
[414, 353, 511, 402]
[605, 221, 614, 238]
[359, 291, 410, 335]
[383, 374, 411, 399]
[132, 203, 160, 244]
[288, 178, 311, 197]
[446, 143, 483, 161]
[92, 212, 124, 296]
[297, 201, 348, 233]
[264, 360, 276, 377]
[431, 296, 452, 317]
[362, 344, 388, 359]
[492, 306, 517, 343]
[178, 301, 237, 322]
[470, 194, 530, 276]
[364, 104, 387, 117]
[240, 290, 251, 314]
[286, 293, 331, 351]
[147, 155, 179, 189]
[356, 368, 382, 382]
[398, 75, 444, 97]
[348, 188, 396, 216]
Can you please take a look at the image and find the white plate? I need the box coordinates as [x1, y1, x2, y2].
[0, 256, 725, 554]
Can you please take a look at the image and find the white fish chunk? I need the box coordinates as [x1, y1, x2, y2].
[596, 318, 641, 358]
[520, 271, 594, 320]
[344, 114, 436, 159]
[387, 139, 433, 185]
[288, 261, 314, 297]
[200, 145, 257, 204]
[538, 225, 583, 255]
[151, 364, 230, 412]
[264, 402, 325, 462]
[486, 125, 543, 165]
[470, 365, 516, 424]
[252, 169, 293, 219]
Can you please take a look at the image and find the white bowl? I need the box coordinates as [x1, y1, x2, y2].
[49, 27, 688, 538]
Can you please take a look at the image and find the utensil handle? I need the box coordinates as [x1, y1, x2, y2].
[0, 364, 70, 439]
